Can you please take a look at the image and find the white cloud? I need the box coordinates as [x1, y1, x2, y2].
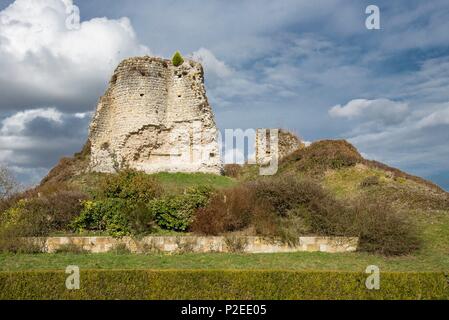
[1, 108, 63, 134]
[329, 99, 409, 127]
[0, 107, 91, 186]
[0, 0, 149, 112]
[330, 99, 449, 182]
[190, 48, 233, 79]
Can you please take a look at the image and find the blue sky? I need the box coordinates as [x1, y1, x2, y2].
[0, 0, 448, 190]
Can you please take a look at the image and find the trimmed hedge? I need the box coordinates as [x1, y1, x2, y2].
[0, 270, 448, 300]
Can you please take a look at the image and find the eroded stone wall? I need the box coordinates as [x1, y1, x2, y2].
[89, 56, 222, 174]
[255, 129, 304, 165]
[36, 236, 359, 254]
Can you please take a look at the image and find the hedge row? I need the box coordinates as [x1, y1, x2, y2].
[0, 270, 448, 300]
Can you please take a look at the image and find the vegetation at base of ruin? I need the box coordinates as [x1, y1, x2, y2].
[171, 51, 184, 67]
[192, 175, 421, 255]
[1, 209, 449, 272]
[1, 270, 448, 300]
[1, 139, 448, 259]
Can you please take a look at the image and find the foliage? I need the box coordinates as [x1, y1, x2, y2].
[360, 175, 380, 188]
[0, 165, 19, 199]
[97, 170, 162, 202]
[109, 243, 131, 255]
[281, 140, 363, 176]
[223, 164, 242, 178]
[0, 189, 87, 237]
[192, 174, 421, 255]
[149, 186, 213, 231]
[191, 186, 257, 235]
[171, 51, 184, 67]
[351, 198, 421, 256]
[0, 270, 447, 300]
[249, 175, 328, 217]
[72, 199, 137, 237]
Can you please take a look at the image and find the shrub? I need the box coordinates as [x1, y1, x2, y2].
[360, 175, 380, 188]
[97, 170, 162, 203]
[127, 204, 158, 235]
[352, 198, 421, 256]
[0, 165, 19, 199]
[0, 198, 55, 253]
[190, 174, 420, 255]
[42, 190, 89, 231]
[149, 186, 213, 231]
[72, 185, 212, 235]
[282, 140, 363, 176]
[296, 195, 421, 256]
[249, 175, 328, 217]
[0, 270, 447, 300]
[109, 243, 131, 255]
[224, 236, 248, 253]
[72, 199, 135, 237]
[191, 186, 256, 235]
[223, 164, 242, 178]
[0, 237, 45, 254]
[172, 51, 184, 67]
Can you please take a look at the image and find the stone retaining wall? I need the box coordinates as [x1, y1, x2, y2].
[36, 236, 358, 254]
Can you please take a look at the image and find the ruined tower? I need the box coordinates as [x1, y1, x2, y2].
[88, 56, 222, 174]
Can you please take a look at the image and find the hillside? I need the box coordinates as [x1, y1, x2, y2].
[1, 137, 449, 273]
[39, 138, 449, 213]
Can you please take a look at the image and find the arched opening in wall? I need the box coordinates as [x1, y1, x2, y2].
[178, 95, 182, 98]
[140, 93, 144, 97]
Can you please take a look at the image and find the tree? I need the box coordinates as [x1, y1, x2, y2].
[0, 165, 18, 199]
[172, 51, 184, 67]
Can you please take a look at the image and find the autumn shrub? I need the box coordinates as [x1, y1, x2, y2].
[360, 175, 380, 188]
[248, 175, 328, 217]
[351, 198, 421, 255]
[191, 173, 420, 255]
[191, 186, 257, 235]
[282, 140, 363, 176]
[223, 164, 242, 178]
[291, 194, 421, 255]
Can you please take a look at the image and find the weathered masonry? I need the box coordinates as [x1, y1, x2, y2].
[88, 56, 222, 174]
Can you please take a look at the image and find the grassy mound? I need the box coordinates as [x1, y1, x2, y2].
[2, 138, 448, 258]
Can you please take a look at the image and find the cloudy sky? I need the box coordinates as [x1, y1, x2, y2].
[0, 0, 449, 190]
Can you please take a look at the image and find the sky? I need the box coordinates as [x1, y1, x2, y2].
[0, 0, 448, 190]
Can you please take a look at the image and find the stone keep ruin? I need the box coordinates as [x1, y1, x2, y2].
[88, 56, 222, 175]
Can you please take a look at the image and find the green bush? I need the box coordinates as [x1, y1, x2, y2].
[149, 186, 213, 231]
[171, 51, 184, 67]
[0, 189, 88, 237]
[97, 170, 162, 203]
[72, 199, 135, 237]
[0, 270, 447, 300]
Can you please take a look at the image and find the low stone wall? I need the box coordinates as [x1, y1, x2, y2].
[36, 236, 358, 254]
